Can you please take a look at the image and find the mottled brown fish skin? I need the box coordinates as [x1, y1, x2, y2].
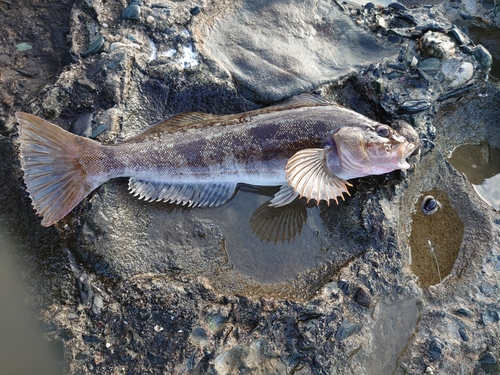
[97, 106, 381, 181]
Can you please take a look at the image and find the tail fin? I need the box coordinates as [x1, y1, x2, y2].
[16, 112, 103, 227]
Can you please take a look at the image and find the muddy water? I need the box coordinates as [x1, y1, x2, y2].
[409, 189, 464, 288]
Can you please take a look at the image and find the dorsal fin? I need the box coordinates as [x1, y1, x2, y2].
[123, 94, 332, 143]
[123, 112, 223, 142]
[276, 93, 332, 108]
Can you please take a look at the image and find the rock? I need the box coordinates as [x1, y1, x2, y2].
[214, 339, 286, 375]
[419, 31, 456, 59]
[122, 3, 141, 21]
[455, 308, 471, 317]
[1, 1, 499, 374]
[458, 327, 468, 341]
[398, 99, 431, 114]
[478, 352, 498, 374]
[335, 321, 362, 340]
[0, 54, 11, 66]
[81, 35, 104, 58]
[354, 286, 371, 307]
[428, 336, 444, 361]
[482, 310, 500, 325]
[61, 49, 79, 65]
[195, 0, 399, 102]
[338, 279, 351, 295]
[16, 42, 32, 52]
[441, 59, 473, 88]
[91, 293, 104, 316]
[417, 57, 440, 75]
[189, 327, 208, 347]
[474, 44, 493, 72]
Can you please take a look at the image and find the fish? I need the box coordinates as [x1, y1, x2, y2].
[16, 95, 419, 227]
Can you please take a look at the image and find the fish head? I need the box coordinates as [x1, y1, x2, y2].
[325, 124, 419, 179]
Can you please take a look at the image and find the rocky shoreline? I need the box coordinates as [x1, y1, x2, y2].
[0, 0, 499, 373]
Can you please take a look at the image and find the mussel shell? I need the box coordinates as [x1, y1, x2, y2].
[421, 195, 441, 215]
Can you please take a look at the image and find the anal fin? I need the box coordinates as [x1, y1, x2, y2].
[128, 178, 238, 208]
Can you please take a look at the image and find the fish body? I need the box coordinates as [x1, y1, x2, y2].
[16, 95, 418, 227]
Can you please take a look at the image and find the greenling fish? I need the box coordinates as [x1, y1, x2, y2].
[16, 95, 419, 227]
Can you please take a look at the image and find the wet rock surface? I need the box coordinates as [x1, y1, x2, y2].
[0, 0, 499, 374]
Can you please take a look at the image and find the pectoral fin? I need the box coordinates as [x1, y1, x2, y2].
[128, 179, 237, 208]
[284, 148, 352, 205]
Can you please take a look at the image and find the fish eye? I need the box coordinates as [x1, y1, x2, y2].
[376, 125, 391, 138]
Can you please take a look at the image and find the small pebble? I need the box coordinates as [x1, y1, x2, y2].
[337, 280, 350, 295]
[335, 321, 362, 341]
[474, 45, 493, 71]
[16, 42, 32, 52]
[91, 294, 104, 316]
[441, 60, 473, 88]
[458, 327, 468, 341]
[478, 352, 498, 373]
[428, 336, 444, 361]
[90, 125, 109, 138]
[354, 286, 371, 307]
[455, 308, 471, 317]
[448, 26, 467, 45]
[417, 57, 440, 75]
[146, 15, 155, 24]
[0, 54, 11, 65]
[190, 327, 208, 347]
[81, 35, 104, 58]
[398, 99, 431, 114]
[482, 310, 499, 325]
[77, 78, 97, 92]
[206, 313, 228, 333]
[190, 6, 201, 15]
[458, 11, 472, 20]
[122, 3, 141, 21]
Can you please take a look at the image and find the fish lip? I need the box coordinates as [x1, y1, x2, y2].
[397, 141, 419, 168]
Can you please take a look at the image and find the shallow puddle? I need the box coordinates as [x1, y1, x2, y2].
[448, 141, 500, 210]
[207, 189, 334, 284]
[85, 180, 373, 299]
[409, 189, 464, 288]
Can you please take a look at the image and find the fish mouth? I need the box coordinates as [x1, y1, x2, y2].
[397, 141, 419, 169]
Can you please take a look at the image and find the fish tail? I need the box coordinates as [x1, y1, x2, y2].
[16, 112, 105, 227]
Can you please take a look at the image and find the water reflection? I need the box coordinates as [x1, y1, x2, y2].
[448, 141, 500, 210]
[219, 189, 333, 284]
[250, 200, 307, 244]
[473, 174, 500, 211]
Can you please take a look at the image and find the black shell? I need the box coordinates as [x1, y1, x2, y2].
[421, 195, 441, 215]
